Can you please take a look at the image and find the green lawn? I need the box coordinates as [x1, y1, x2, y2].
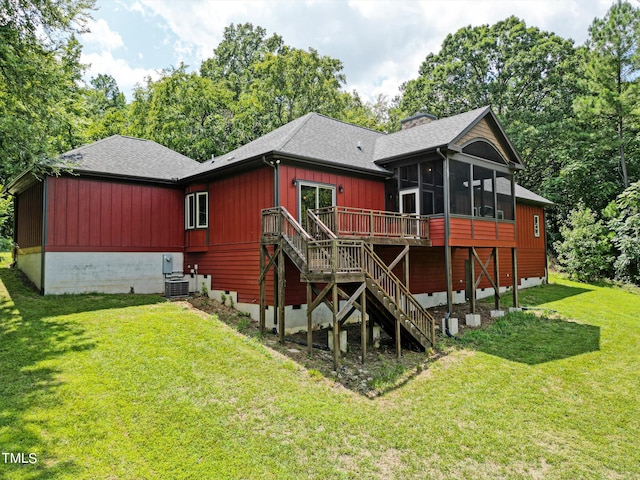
[1, 255, 639, 479]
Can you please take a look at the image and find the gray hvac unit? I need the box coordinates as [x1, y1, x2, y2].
[165, 279, 189, 298]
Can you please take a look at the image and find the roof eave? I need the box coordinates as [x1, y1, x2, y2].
[275, 152, 391, 177]
[373, 144, 449, 165]
[182, 151, 391, 184]
[4, 168, 41, 195]
[71, 169, 183, 185]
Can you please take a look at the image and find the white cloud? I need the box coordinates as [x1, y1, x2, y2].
[81, 51, 160, 96]
[82, 18, 124, 52]
[84, 0, 617, 101]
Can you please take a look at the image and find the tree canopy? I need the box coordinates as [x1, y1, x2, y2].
[0, 0, 94, 183]
[2, 3, 640, 285]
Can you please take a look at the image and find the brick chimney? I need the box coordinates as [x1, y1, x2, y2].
[400, 112, 437, 130]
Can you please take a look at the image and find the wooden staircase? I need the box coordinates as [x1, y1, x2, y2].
[260, 206, 436, 363]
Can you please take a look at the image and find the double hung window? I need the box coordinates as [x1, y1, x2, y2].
[185, 192, 208, 229]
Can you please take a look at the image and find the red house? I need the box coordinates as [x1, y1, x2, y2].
[7, 106, 551, 363]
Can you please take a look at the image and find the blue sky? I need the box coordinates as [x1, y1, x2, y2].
[79, 0, 615, 102]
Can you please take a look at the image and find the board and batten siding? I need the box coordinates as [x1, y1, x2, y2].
[184, 165, 275, 304]
[16, 181, 44, 250]
[278, 164, 385, 305]
[39, 176, 185, 295]
[278, 164, 385, 221]
[46, 176, 184, 251]
[516, 203, 547, 280]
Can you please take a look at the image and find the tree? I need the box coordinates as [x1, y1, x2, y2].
[554, 204, 615, 281]
[0, 0, 94, 182]
[233, 46, 347, 142]
[127, 65, 234, 161]
[576, 0, 640, 189]
[200, 22, 283, 101]
[396, 17, 580, 192]
[607, 181, 640, 284]
[80, 74, 128, 141]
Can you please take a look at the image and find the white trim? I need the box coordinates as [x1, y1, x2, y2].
[185, 192, 208, 230]
[533, 214, 540, 237]
[400, 188, 420, 214]
[196, 192, 208, 228]
[297, 181, 336, 223]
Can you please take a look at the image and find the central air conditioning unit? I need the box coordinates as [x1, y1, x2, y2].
[165, 279, 189, 298]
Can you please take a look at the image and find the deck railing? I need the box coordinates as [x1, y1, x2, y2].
[262, 207, 313, 262]
[311, 206, 430, 240]
[363, 243, 434, 344]
[307, 209, 338, 241]
[261, 206, 435, 347]
[307, 239, 363, 274]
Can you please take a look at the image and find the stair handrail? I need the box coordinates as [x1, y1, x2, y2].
[307, 209, 338, 241]
[262, 207, 312, 267]
[362, 243, 435, 345]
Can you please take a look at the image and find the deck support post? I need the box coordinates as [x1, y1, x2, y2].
[511, 248, 519, 308]
[395, 284, 402, 359]
[306, 282, 313, 355]
[395, 315, 402, 359]
[278, 245, 285, 344]
[445, 245, 453, 314]
[360, 283, 367, 364]
[332, 281, 340, 369]
[404, 249, 410, 292]
[493, 247, 500, 310]
[469, 247, 476, 314]
[259, 244, 266, 332]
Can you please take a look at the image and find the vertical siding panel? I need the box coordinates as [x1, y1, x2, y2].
[120, 184, 132, 247]
[101, 182, 112, 246]
[16, 181, 44, 249]
[46, 178, 57, 246]
[66, 178, 79, 246]
[111, 184, 122, 246]
[89, 180, 101, 246]
[139, 185, 149, 247]
[77, 180, 91, 245]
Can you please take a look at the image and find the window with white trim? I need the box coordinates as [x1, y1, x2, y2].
[533, 214, 540, 237]
[185, 192, 208, 229]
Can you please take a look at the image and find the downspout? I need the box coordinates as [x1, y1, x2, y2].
[437, 147, 454, 337]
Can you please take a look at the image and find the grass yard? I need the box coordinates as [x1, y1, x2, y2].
[1, 253, 639, 479]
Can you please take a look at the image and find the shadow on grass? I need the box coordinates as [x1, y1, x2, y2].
[460, 311, 600, 365]
[514, 282, 593, 308]
[0, 266, 162, 478]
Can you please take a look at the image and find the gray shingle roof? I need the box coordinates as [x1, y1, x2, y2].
[487, 176, 554, 206]
[515, 184, 554, 205]
[373, 106, 490, 161]
[190, 113, 388, 176]
[59, 135, 201, 181]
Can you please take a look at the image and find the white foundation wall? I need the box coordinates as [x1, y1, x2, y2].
[209, 275, 546, 333]
[43, 251, 183, 294]
[414, 276, 545, 308]
[17, 252, 42, 290]
[208, 287, 362, 334]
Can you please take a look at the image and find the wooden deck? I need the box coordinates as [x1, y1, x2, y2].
[259, 206, 436, 368]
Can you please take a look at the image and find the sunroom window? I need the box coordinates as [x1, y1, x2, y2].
[185, 192, 208, 229]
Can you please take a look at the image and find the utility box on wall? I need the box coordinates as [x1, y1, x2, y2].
[162, 254, 173, 274]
